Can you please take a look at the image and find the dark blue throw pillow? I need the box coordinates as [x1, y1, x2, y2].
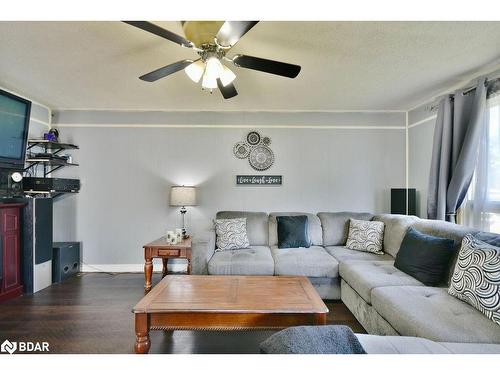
[394, 227, 455, 286]
[276, 215, 311, 249]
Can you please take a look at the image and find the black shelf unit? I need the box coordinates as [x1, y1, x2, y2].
[23, 140, 80, 199]
[25, 158, 79, 176]
[26, 140, 79, 153]
[21, 190, 78, 201]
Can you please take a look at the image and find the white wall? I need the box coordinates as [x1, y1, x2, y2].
[51, 110, 406, 268]
[408, 104, 437, 218]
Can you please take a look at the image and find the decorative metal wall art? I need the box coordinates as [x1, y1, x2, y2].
[233, 131, 274, 171]
[233, 142, 250, 159]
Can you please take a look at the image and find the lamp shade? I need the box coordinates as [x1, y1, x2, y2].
[170, 186, 197, 206]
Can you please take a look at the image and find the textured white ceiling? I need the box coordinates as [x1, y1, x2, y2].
[0, 21, 500, 111]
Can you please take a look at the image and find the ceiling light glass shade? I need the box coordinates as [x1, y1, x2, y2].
[202, 57, 224, 89]
[184, 60, 205, 83]
[219, 65, 236, 86]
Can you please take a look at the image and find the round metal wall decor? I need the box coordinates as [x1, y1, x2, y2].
[246, 131, 261, 146]
[233, 131, 275, 171]
[249, 146, 274, 171]
[262, 136, 271, 146]
[233, 142, 250, 159]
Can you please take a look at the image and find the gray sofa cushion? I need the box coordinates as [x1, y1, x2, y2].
[439, 342, 500, 354]
[271, 245, 339, 277]
[372, 214, 420, 258]
[216, 211, 268, 246]
[341, 280, 400, 336]
[371, 286, 500, 343]
[269, 212, 322, 247]
[309, 277, 341, 300]
[208, 245, 274, 275]
[318, 212, 374, 246]
[326, 245, 394, 263]
[339, 260, 423, 304]
[357, 334, 500, 354]
[356, 334, 451, 354]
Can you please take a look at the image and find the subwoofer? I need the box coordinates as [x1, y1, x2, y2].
[52, 242, 80, 283]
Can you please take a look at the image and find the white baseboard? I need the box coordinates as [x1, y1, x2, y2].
[80, 263, 187, 273]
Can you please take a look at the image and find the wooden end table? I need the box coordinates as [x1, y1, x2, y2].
[143, 236, 192, 292]
[133, 275, 328, 353]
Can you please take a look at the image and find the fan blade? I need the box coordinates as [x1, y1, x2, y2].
[215, 21, 258, 48]
[124, 21, 194, 48]
[217, 79, 238, 99]
[232, 54, 301, 78]
[139, 60, 194, 82]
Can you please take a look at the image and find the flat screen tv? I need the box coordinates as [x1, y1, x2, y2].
[0, 89, 31, 169]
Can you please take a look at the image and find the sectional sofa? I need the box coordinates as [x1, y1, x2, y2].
[192, 211, 500, 345]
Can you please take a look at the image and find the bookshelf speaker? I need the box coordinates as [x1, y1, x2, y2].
[391, 188, 417, 216]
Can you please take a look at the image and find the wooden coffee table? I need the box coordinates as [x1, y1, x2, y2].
[133, 275, 328, 353]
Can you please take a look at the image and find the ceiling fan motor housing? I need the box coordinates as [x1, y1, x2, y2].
[198, 43, 226, 63]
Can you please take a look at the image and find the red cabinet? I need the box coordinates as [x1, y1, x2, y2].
[0, 203, 24, 302]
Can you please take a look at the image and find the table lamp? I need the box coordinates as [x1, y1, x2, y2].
[170, 185, 197, 239]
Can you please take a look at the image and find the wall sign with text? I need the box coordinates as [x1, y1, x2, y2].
[236, 175, 282, 186]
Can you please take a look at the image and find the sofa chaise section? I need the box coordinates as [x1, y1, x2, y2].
[340, 215, 500, 344]
[371, 286, 500, 344]
[357, 334, 500, 354]
[339, 260, 423, 304]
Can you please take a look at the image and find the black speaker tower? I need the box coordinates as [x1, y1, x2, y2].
[391, 188, 417, 216]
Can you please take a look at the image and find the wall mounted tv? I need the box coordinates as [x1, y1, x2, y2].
[0, 89, 31, 169]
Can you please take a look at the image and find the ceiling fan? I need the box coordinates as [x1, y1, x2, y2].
[124, 21, 301, 99]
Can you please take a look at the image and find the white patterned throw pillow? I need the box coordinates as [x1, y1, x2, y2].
[346, 219, 385, 254]
[215, 217, 250, 251]
[448, 234, 500, 326]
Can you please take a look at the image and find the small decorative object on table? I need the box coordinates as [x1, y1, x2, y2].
[169, 185, 197, 239]
[175, 228, 183, 243]
[166, 230, 177, 244]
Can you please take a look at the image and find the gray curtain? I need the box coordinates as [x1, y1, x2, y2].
[427, 77, 488, 222]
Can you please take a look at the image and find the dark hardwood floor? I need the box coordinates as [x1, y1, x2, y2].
[0, 273, 365, 354]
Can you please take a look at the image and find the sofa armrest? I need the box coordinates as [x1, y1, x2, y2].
[191, 230, 216, 275]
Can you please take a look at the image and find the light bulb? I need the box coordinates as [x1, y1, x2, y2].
[219, 65, 236, 86]
[202, 57, 223, 89]
[184, 60, 205, 83]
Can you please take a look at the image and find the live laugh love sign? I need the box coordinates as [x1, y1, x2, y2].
[236, 175, 283, 186]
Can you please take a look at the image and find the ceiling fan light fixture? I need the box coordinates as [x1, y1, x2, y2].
[219, 65, 236, 86]
[201, 73, 218, 89]
[201, 57, 224, 89]
[184, 60, 205, 83]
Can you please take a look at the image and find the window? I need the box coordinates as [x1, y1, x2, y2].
[460, 94, 500, 233]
